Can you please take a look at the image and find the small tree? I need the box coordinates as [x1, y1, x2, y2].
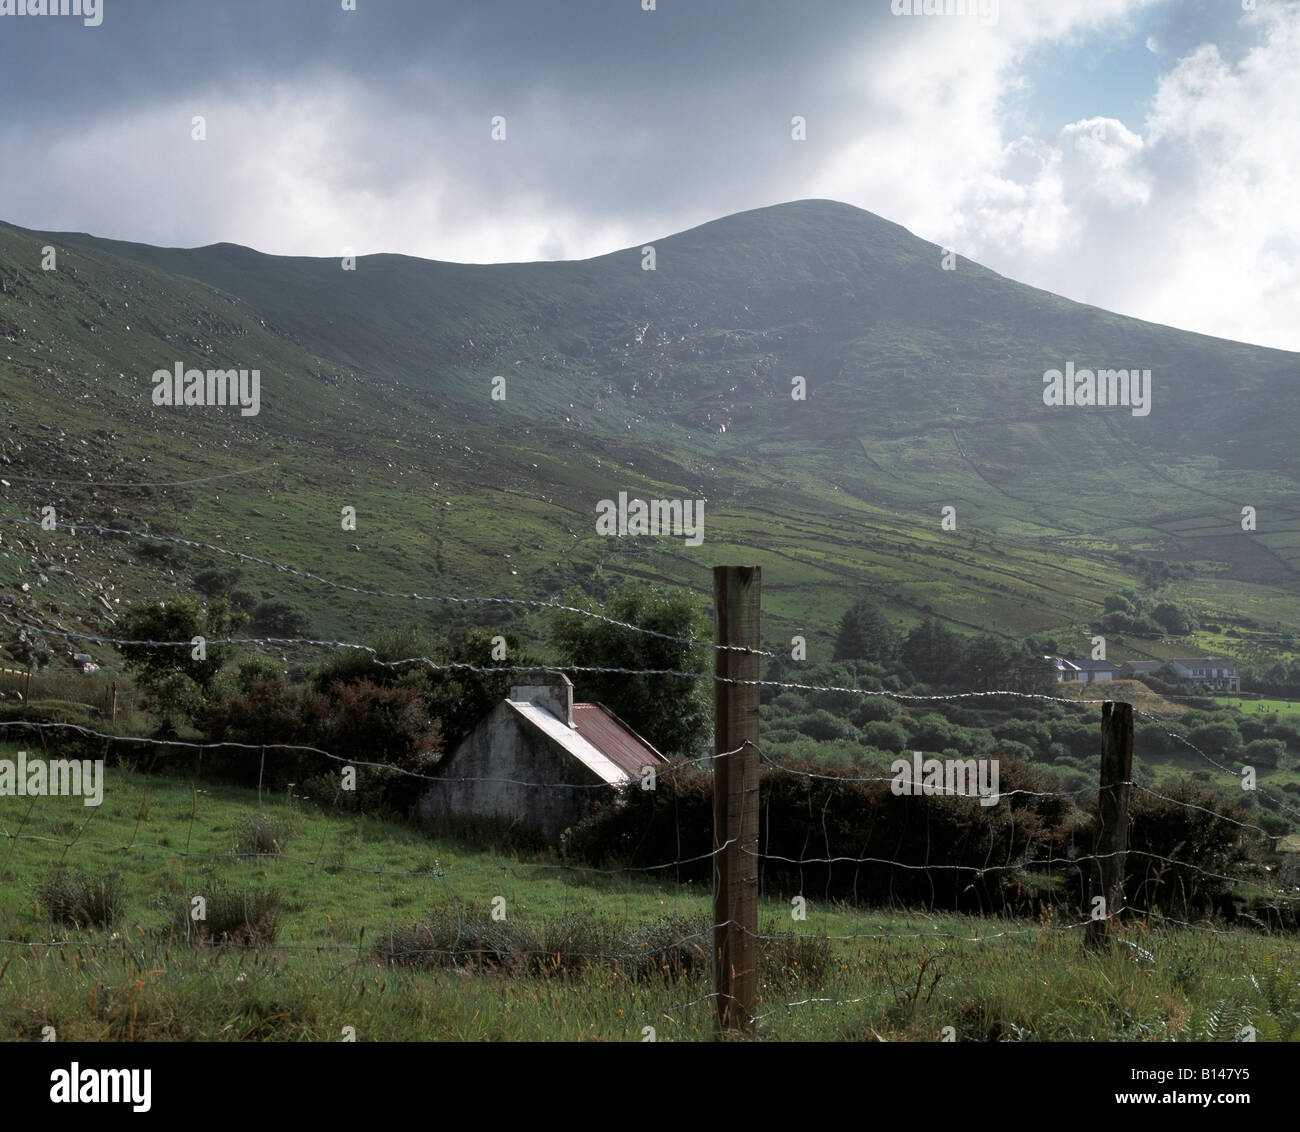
[116, 597, 247, 731]
[833, 598, 901, 663]
[550, 581, 710, 758]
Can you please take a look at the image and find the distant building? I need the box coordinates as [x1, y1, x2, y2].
[1169, 657, 1240, 693]
[1044, 656, 1119, 684]
[418, 670, 670, 840]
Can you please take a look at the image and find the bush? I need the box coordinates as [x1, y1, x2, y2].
[992, 719, 1051, 754]
[233, 811, 295, 856]
[850, 697, 903, 726]
[1188, 721, 1243, 759]
[861, 720, 908, 753]
[307, 680, 441, 813]
[790, 709, 859, 743]
[169, 876, 284, 945]
[565, 756, 1075, 914]
[236, 654, 285, 689]
[39, 867, 123, 928]
[200, 677, 441, 813]
[248, 600, 312, 639]
[1077, 776, 1262, 920]
[199, 679, 314, 789]
[1244, 738, 1286, 770]
[907, 712, 958, 751]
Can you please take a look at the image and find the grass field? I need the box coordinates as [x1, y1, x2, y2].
[1214, 697, 1300, 719]
[3, 752, 1299, 1041]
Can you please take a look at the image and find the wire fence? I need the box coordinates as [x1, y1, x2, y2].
[1, 512, 1299, 1038]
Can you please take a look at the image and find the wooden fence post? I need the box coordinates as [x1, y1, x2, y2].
[109, 681, 118, 725]
[713, 566, 761, 1033]
[1087, 700, 1133, 946]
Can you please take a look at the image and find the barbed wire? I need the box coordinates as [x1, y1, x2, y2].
[1133, 707, 1300, 824]
[4, 520, 1299, 1035]
[3, 725, 1293, 903]
[0, 719, 741, 791]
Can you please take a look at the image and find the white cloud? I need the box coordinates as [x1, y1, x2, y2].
[810, 0, 1299, 350]
[1, 0, 1294, 351]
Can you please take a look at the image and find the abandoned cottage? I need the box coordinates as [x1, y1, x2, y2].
[418, 670, 669, 839]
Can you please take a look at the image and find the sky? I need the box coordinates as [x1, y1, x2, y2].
[1, 0, 1296, 351]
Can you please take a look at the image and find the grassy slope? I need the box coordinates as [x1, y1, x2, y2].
[2, 756, 1297, 1042]
[2, 198, 1298, 668]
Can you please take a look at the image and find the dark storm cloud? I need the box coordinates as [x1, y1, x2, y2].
[2, 0, 874, 123]
[0, 0, 883, 251]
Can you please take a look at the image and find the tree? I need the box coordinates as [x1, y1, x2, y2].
[426, 627, 544, 751]
[1187, 720, 1243, 759]
[1151, 601, 1197, 635]
[833, 598, 901, 663]
[861, 720, 908, 752]
[1243, 738, 1285, 770]
[116, 597, 247, 730]
[900, 619, 964, 688]
[549, 581, 710, 758]
[309, 625, 543, 753]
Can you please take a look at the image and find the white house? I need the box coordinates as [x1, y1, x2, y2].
[1044, 656, 1119, 684]
[418, 670, 669, 840]
[1170, 657, 1240, 693]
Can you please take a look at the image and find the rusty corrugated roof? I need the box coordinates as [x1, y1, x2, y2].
[571, 703, 669, 779]
[507, 701, 627, 785]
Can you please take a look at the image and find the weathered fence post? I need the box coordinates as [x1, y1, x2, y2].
[24, 667, 32, 704]
[713, 566, 761, 1033]
[109, 681, 118, 725]
[1087, 700, 1133, 946]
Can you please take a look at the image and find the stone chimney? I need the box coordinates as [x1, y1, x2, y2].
[508, 669, 574, 727]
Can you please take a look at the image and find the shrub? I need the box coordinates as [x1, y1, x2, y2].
[907, 712, 958, 751]
[39, 867, 123, 928]
[198, 678, 313, 789]
[1188, 721, 1243, 759]
[861, 720, 908, 752]
[248, 599, 312, 639]
[992, 719, 1051, 754]
[790, 709, 859, 743]
[1243, 738, 1285, 770]
[168, 875, 284, 944]
[200, 677, 441, 813]
[234, 811, 295, 856]
[565, 756, 1075, 914]
[236, 654, 285, 689]
[1077, 776, 1262, 920]
[307, 680, 441, 813]
[850, 697, 903, 726]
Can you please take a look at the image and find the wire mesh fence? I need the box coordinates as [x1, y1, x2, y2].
[1, 516, 1299, 1040]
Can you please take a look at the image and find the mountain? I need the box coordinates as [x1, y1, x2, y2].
[1, 199, 1298, 668]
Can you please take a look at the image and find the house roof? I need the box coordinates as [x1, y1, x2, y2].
[506, 701, 630, 786]
[1046, 656, 1118, 671]
[571, 703, 668, 778]
[503, 699, 669, 786]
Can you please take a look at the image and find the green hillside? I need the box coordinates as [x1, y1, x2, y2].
[2, 199, 1298, 667]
